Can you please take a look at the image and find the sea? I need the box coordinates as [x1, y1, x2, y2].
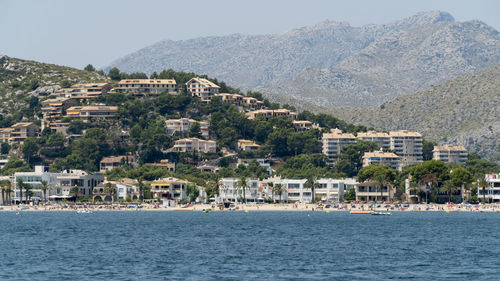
[0, 211, 499, 280]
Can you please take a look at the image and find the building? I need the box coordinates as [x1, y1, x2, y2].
[315, 178, 347, 202]
[100, 156, 135, 173]
[219, 177, 260, 203]
[147, 159, 176, 172]
[245, 109, 297, 120]
[196, 164, 220, 174]
[41, 98, 77, 121]
[321, 129, 356, 165]
[237, 139, 260, 152]
[237, 158, 273, 175]
[433, 145, 468, 165]
[165, 118, 209, 138]
[216, 93, 244, 105]
[172, 138, 216, 153]
[292, 120, 317, 132]
[12, 166, 104, 203]
[478, 174, 500, 202]
[242, 97, 265, 110]
[0, 122, 40, 143]
[362, 150, 401, 170]
[150, 177, 191, 202]
[56, 83, 111, 99]
[65, 106, 118, 122]
[357, 131, 391, 150]
[389, 130, 423, 168]
[113, 79, 177, 95]
[115, 178, 142, 201]
[185, 77, 220, 102]
[355, 181, 395, 202]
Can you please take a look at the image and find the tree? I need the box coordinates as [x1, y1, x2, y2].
[22, 138, 40, 165]
[84, 64, 96, 72]
[40, 180, 49, 202]
[478, 178, 488, 203]
[237, 176, 248, 203]
[104, 182, 116, 203]
[273, 183, 284, 203]
[305, 177, 318, 203]
[24, 183, 33, 203]
[17, 179, 24, 205]
[373, 173, 389, 202]
[450, 167, 473, 202]
[343, 188, 356, 202]
[422, 140, 437, 161]
[108, 67, 121, 81]
[188, 122, 202, 138]
[70, 186, 80, 202]
[441, 180, 457, 203]
[1, 142, 10, 155]
[1, 180, 12, 205]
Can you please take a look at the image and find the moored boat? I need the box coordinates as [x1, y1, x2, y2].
[371, 211, 391, 216]
[350, 210, 372, 214]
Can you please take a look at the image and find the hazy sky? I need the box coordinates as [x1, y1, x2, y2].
[1, 0, 499, 69]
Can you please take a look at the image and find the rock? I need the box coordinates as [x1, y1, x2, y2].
[28, 85, 61, 97]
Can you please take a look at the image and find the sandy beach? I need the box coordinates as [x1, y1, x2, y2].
[1, 203, 499, 213]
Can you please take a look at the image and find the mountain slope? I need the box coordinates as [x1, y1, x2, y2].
[106, 11, 455, 89]
[263, 19, 500, 108]
[331, 67, 500, 160]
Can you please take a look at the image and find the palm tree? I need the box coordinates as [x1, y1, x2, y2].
[441, 181, 457, 203]
[305, 177, 318, 203]
[273, 183, 284, 203]
[408, 182, 421, 203]
[3, 180, 12, 205]
[0, 180, 5, 205]
[24, 183, 33, 203]
[373, 173, 388, 202]
[17, 179, 24, 205]
[70, 186, 80, 202]
[478, 178, 488, 203]
[137, 178, 144, 201]
[104, 182, 116, 203]
[40, 180, 49, 203]
[237, 176, 248, 203]
[423, 173, 437, 203]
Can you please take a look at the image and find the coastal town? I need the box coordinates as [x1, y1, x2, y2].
[0, 73, 498, 211]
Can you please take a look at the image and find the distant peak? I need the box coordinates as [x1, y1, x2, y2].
[402, 11, 455, 25]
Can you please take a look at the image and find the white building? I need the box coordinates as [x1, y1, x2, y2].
[219, 178, 260, 203]
[165, 118, 209, 138]
[114, 178, 142, 201]
[322, 129, 357, 165]
[172, 138, 216, 153]
[433, 145, 467, 165]
[478, 174, 500, 202]
[13, 166, 104, 203]
[185, 77, 220, 102]
[389, 130, 423, 168]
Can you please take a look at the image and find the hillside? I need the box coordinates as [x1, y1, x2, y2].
[106, 11, 500, 109]
[331, 67, 500, 160]
[0, 55, 108, 117]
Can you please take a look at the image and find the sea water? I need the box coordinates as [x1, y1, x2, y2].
[0, 211, 499, 280]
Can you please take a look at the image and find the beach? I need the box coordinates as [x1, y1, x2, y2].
[1, 203, 499, 212]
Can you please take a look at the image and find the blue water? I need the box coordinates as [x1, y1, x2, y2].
[0, 211, 499, 280]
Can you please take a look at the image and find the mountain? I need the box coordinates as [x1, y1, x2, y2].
[329, 67, 500, 160]
[106, 11, 500, 109]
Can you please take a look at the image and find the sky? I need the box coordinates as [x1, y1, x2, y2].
[1, 0, 499, 69]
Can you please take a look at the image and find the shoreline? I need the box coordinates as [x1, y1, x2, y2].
[1, 203, 499, 213]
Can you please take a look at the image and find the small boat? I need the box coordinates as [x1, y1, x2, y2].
[371, 211, 391, 216]
[350, 211, 372, 214]
[77, 209, 92, 214]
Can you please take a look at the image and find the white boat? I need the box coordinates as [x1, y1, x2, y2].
[371, 211, 391, 216]
[77, 209, 92, 214]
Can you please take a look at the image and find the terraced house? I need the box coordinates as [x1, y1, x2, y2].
[185, 77, 220, 102]
[56, 83, 111, 100]
[0, 122, 40, 143]
[65, 106, 118, 122]
[41, 97, 77, 121]
[113, 79, 177, 95]
[245, 109, 297, 120]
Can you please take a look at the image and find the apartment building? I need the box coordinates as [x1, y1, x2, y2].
[196, 164, 220, 174]
[245, 109, 297, 120]
[362, 150, 401, 170]
[216, 93, 244, 105]
[357, 131, 391, 150]
[65, 106, 118, 122]
[242, 97, 265, 110]
[478, 174, 500, 202]
[433, 145, 468, 165]
[172, 138, 216, 153]
[165, 118, 209, 138]
[41, 98, 77, 121]
[389, 130, 423, 168]
[321, 129, 357, 165]
[147, 159, 176, 172]
[355, 181, 395, 202]
[114, 79, 177, 95]
[315, 178, 346, 202]
[150, 177, 191, 202]
[185, 77, 220, 102]
[99, 156, 137, 173]
[0, 122, 40, 143]
[56, 83, 111, 99]
[219, 177, 260, 203]
[237, 139, 260, 151]
[12, 166, 104, 203]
